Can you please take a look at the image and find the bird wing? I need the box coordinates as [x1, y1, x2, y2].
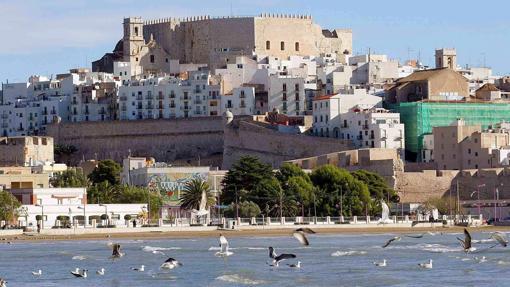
[456, 237, 466, 250]
[275, 253, 296, 262]
[296, 228, 316, 234]
[464, 229, 472, 250]
[293, 231, 310, 246]
[268, 247, 276, 259]
[404, 234, 424, 239]
[112, 244, 121, 256]
[220, 235, 229, 252]
[382, 237, 396, 248]
[491, 233, 508, 247]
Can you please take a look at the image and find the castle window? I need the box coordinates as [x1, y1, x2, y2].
[135, 57, 139, 62]
[134, 27, 139, 36]
[295, 42, 300, 51]
[150, 55, 155, 63]
[266, 41, 271, 50]
[280, 41, 285, 51]
[165, 58, 169, 63]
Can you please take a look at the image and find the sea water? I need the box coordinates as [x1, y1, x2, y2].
[0, 231, 509, 286]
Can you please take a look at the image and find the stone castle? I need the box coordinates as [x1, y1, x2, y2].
[93, 14, 352, 73]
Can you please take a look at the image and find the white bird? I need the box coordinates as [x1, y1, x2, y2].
[31, 270, 42, 276]
[161, 258, 182, 270]
[490, 232, 508, 248]
[71, 269, 87, 278]
[373, 259, 387, 267]
[73, 268, 80, 274]
[215, 234, 233, 256]
[96, 268, 105, 275]
[287, 261, 301, 268]
[475, 256, 487, 263]
[418, 259, 433, 269]
[0, 278, 7, 287]
[131, 265, 145, 272]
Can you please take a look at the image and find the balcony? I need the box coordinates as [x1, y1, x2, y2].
[99, 110, 106, 115]
[194, 110, 202, 115]
[146, 105, 154, 109]
[72, 100, 78, 105]
[120, 96, 127, 101]
[369, 135, 375, 139]
[136, 96, 143, 101]
[137, 105, 143, 110]
[17, 127, 24, 131]
[170, 104, 176, 108]
[51, 110, 57, 115]
[42, 110, 48, 115]
[158, 95, 164, 100]
[183, 106, 190, 111]
[170, 93, 176, 99]
[240, 104, 246, 108]
[181, 96, 190, 100]
[356, 135, 363, 140]
[362, 124, 369, 130]
[1, 123, 8, 128]
[239, 93, 246, 99]
[194, 100, 203, 105]
[121, 107, 127, 111]
[84, 110, 90, 115]
[194, 89, 202, 94]
[146, 95, 154, 100]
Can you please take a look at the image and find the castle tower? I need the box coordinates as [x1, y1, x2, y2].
[435, 48, 457, 70]
[123, 17, 145, 62]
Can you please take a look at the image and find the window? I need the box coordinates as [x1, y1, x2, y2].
[296, 102, 300, 111]
[266, 41, 271, 50]
[280, 41, 285, 51]
[320, 115, 323, 122]
[295, 42, 300, 51]
[283, 83, 287, 92]
[134, 27, 139, 36]
[325, 115, 328, 123]
[475, 152, 478, 157]
[468, 148, 471, 154]
[150, 55, 155, 63]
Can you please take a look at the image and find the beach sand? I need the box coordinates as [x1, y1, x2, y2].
[2, 225, 510, 243]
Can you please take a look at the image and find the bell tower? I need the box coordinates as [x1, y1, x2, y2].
[435, 48, 457, 70]
[123, 17, 145, 62]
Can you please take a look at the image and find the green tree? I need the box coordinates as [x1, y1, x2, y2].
[351, 170, 399, 215]
[116, 185, 163, 219]
[88, 160, 122, 185]
[221, 156, 274, 204]
[224, 201, 261, 218]
[87, 181, 119, 204]
[54, 144, 78, 165]
[0, 190, 21, 223]
[179, 178, 216, 211]
[310, 165, 370, 217]
[276, 163, 309, 183]
[50, 169, 88, 188]
[276, 163, 314, 217]
[251, 177, 297, 217]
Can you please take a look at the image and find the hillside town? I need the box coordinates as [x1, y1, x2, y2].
[1, 14, 509, 234]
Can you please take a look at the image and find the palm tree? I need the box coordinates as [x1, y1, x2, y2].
[179, 178, 215, 210]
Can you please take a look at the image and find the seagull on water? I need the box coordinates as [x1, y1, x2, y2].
[373, 259, 387, 267]
[71, 269, 88, 278]
[215, 234, 233, 257]
[31, 270, 42, 277]
[268, 247, 297, 267]
[287, 261, 301, 268]
[160, 258, 182, 270]
[490, 232, 508, 248]
[110, 243, 125, 260]
[457, 228, 473, 252]
[382, 236, 401, 248]
[0, 278, 7, 287]
[418, 259, 433, 269]
[293, 228, 315, 246]
[132, 265, 145, 272]
[96, 268, 105, 275]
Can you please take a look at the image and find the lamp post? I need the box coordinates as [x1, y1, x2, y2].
[77, 205, 86, 228]
[35, 204, 44, 230]
[470, 184, 486, 216]
[99, 204, 108, 226]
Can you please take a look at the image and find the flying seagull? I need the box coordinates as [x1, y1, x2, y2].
[293, 228, 316, 246]
[31, 270, 42, 277]
[287, 261, 301, 268]
[96, 268, 105, 276]
[161, 258, 182, 270]
[131, 265, 145, 272]
[490, 232, 508, 248]
[418, 259, 433, 269]
[457, 228, 472, 252]
[373, 259, 387, 267]
[70, 269, 88, 278]
[382, 236, 401, 248]
[268, 247, 296, 267]
[111, 243, 125, 259]
[216, 234, 233, 256]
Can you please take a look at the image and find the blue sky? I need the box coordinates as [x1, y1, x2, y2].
[0, 0, 508, 83]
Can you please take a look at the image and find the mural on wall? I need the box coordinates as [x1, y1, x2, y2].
[147, 172, 208, 204]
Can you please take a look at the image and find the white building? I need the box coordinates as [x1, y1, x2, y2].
[221, 86, 256, 116]
[118, 70, 221, 120]
[422, 134, 434, 163]
[268, 75, 306, 115]
[337, 108, 404, 156]
[11, 187, 147, 229]
[312, 89, 383, 137]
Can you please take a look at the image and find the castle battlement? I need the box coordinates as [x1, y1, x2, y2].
[142, 13, 314, 26]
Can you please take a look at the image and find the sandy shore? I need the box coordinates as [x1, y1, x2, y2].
[1, 225, 509, 243]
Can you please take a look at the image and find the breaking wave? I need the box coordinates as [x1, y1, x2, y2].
[216, 274, 266, 285]
[142, 246, 181, 252]
[331, 250, 367, 257]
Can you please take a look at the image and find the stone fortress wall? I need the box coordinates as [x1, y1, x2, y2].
[142, 14, 352, 70]
[46, 117, 225, 166]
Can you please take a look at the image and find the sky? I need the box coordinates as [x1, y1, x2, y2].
[0, 0, 509, 83]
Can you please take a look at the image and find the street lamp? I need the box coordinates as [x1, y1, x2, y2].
[77, 205, 86, 228]
[470, 184, 486, 216]
[99, 204, 108, 226]
[35, 204, 44, 230]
